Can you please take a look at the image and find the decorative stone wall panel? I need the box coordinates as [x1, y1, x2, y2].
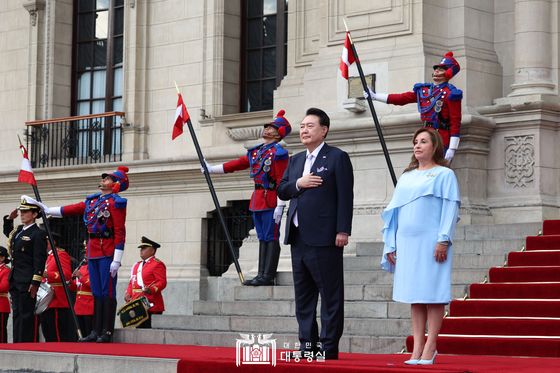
[504, 135, 535, 188]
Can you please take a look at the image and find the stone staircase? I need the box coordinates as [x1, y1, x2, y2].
[115, 222, 541, 353]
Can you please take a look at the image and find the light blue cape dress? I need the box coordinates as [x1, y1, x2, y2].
[381, 166, 460, 304]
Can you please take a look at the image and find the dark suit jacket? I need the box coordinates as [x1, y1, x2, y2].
[278, 143, 354, 246]
[3, 217, 47, 291]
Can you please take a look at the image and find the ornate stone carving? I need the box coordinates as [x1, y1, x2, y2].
[227, 127, 264, 141]
[504, 135, 535, 187]
[23, 0, 45, 27]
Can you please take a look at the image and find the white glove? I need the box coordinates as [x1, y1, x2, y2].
[110, 261, 120, 277]
[273, 206, 284, 224]
[200, 159, 224, 174]
[110, 249, 123, 277]
[445, 137, 460, 162]
[362, 87, 388, 103]
[444, 148, 455, 162]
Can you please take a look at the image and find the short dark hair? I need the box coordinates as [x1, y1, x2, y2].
[305, 107, 330, 128]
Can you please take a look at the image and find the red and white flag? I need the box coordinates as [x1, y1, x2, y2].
[18, 144, 37, 186]
[172, 93, 190, 140]
[339, 32, 356, 79]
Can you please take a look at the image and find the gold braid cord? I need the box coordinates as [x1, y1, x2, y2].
[6, 227, 17, 259]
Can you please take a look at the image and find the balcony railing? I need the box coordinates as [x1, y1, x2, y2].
[25, 112, 124, 168]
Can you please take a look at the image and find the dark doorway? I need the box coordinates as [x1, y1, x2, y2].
[204, 200, 254, 276]
[48, 215, 88, 270]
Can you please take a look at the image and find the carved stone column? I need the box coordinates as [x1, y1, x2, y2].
[509, 0, 555, 96]
[22, 0, 46, 121]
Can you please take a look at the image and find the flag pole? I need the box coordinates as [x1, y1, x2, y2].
[343, 20, 397, 186]
[174, 84, 245, 284]
[17, 135, 83, 339]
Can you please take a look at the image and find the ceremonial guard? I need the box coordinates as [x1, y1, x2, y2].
[40, 233, 74, 342]
[365, 51, 463, 161]
[205, 110, 291, 286]
[124, 236, 167, 328]
[3, 200, 47, 343]
[72, 253, 94, 337]
[25, 165, 129, 343]
[0, 246, 11, 343]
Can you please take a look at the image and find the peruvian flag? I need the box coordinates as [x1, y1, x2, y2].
[172, 93, 190, 140]
[339, 32, 356, 79]
[18, 144, 37, 186]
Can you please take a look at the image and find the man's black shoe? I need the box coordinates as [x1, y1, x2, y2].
[96, 331, 113, 343]
[78, 331, 98, 342]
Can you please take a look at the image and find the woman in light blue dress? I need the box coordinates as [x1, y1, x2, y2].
[381, 128, 460, 365]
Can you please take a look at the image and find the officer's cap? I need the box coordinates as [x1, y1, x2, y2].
[138, 236, 161, 250]
[18, 198, 41, 212]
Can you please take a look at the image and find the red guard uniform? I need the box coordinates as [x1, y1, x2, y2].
[0, 262, 10, 343]
[40, 248, 73, 341]
[223, 143, 289, 212]
[57, 165, 129, 343]
[72, 264, 94, 337]
[216, 109, 292, 286]
[387, 82, 462, 149]
[74, 265, 94, 316]
[125, 256, 167, 314]
[61, 193, 127, 260]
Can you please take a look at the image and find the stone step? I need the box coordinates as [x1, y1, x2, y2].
[150, 314, 411, 337]
[114, 329, 406, 354]
[193, 300, 414, 319]
[276, 268, 488, 286]
[0, 350, 178, 373]
[233, 284, 467, 302]
[344, 253, 507, 270]
[356, 239, 527, 257]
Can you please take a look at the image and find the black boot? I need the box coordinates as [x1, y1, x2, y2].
[253, 241, 280, 286]
[80, 297, 103, 342]
[244, 241, 267, 286]
[97, 297, 117, 343]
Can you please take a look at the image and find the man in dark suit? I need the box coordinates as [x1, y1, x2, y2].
[278, 107, 354, 360]
[3, 199, 47, 342]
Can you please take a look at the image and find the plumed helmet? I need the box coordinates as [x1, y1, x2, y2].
[101, 166, 129, 193]
[267, 109, 292, 139]
[433, 51, 460, 80]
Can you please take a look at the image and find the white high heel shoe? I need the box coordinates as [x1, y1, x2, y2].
[404, 358, 420, 365]
[417, 350, 438, 365]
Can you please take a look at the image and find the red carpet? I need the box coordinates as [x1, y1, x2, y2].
[469, 282, 560, 298]
[440, 317, 560, 336]
[526, 235, 560, 250]
[543, 220, 560, 235]
[408, 220, 560, 358]
[507, 250, 560, 266]
[489, 266, 560, 282]
[2, 342, 560, 372]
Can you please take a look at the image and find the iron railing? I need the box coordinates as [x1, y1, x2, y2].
[25, 112, 125, 168]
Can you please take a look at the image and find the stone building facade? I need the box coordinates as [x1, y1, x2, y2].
[0, 0, 559, 315]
